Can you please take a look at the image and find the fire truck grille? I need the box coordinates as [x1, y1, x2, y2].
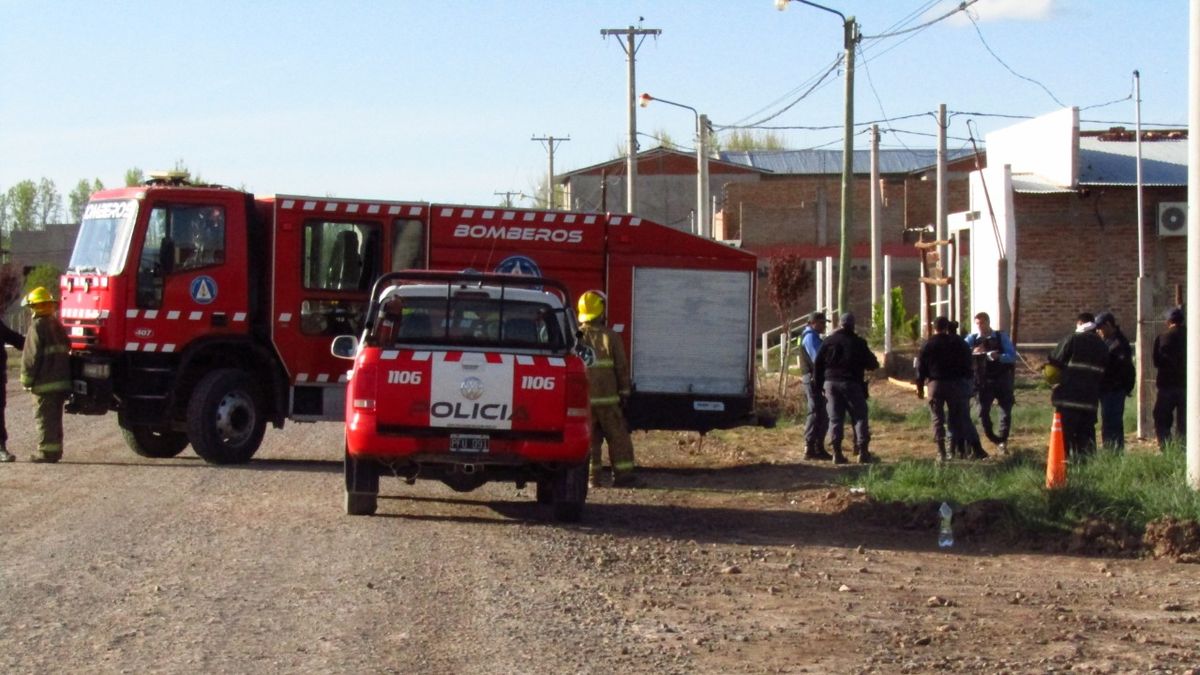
[61, 320, 100, 347]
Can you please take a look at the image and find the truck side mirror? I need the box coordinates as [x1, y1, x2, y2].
[331, 334, 359, 359]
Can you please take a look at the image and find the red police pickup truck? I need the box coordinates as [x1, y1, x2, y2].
[332, 271, 592, 521]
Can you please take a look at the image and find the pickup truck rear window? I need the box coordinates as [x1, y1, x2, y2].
[371, 297, 568, 351]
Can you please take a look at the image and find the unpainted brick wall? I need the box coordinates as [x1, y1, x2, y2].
[1013, 188, 1188, 343]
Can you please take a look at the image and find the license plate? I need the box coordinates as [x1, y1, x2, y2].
[450, 434, 489, 453]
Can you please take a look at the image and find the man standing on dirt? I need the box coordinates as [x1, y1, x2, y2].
[20, 287, 71, 463]
[576, 290, 636, 487]
[1045, 315, 1108, 458]
[0, 313, 26, 463]
[964, 311, 1016, 454]
[798, 312, 832, 461]
[917, 317, 977, 463]
[1152, 307, 1186, 450]
[814, 313, 879, 464]
[1093, 312, 1135, 450]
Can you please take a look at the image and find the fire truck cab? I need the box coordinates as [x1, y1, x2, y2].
[61, 176, 757, 465]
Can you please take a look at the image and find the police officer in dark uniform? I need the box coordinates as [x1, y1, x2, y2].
[814, 313, 880, 464]
[916, 317, 975, 463]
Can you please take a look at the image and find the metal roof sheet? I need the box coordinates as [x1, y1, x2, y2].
[1078, 137, 1187, 186]
[718, 148, 975, 175]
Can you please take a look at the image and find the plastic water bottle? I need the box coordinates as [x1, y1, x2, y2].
[938, 502, 954, 548]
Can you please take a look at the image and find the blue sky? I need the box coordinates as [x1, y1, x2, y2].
[0, 0, 1189, 209]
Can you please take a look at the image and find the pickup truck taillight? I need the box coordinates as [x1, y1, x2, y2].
[565, 360, 590, 419]
[351, 360, 378, 411]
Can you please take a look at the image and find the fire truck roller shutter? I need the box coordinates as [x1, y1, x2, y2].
[630, 268, 752, 396]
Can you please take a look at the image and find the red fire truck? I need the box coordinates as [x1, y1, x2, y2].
[61, 175, 758, 464]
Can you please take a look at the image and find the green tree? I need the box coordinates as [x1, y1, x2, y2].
[23, 263, 62, 295]
[68, 178, 104, 222]
[124, 168, 144, 187]
[717, 129, 787, 152]
[4, 180, 39, 232]
[35, 178, 62, 225]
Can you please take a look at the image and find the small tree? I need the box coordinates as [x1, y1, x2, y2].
[68, 178, 104, 222]
[124, 168, 145, 187]
[23, 264, 62, 296]
[766, 253, 813, 394]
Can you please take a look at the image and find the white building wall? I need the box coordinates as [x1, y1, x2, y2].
[984, 107, 1079, 186]
[965, 165, 1018, 332]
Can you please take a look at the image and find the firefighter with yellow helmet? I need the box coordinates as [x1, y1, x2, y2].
[20, 287, 71, 463]
[576, 290, 636, 487]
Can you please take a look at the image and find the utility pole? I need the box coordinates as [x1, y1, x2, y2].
[837, 15, 859, 319]
[869, 124, 881, 322]
[936, 103, 948, 319]
[601, 25, 661, 215]
[532, 135, 569, 210]
[493, 190, 521, 208]
[1187, 0, 1199, 489]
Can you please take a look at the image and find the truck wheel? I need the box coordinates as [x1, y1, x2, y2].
[344, 446, 378, 516]
[186, 369, 266, 465]
[535, 478, 554, 504]
[551, 464, 588, 523]
[120, 426, 190, 459]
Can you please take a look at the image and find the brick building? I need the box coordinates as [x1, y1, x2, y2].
[716, 148, 977, 329]
[558, 147, 763, 233]
[965, 108, 1187, 344]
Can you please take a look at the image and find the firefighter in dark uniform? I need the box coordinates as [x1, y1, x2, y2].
[814, 313, 879, 464]
[20, 287, 71, 463]
[798, 312, 832, 460]
[916, 317, 976, 463]
[0, 315, 26, 462]
[1045, 316, 1109, 459]
[576, 290, 636, 487]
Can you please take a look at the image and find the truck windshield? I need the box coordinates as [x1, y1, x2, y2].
[372, 296, 570, 352]
[68, 199, 139, 275]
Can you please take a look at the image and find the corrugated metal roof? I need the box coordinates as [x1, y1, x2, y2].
[718, 148, 976, 175]
[1010, 174, 1078, 194]
[1078, 137, 1187, 186]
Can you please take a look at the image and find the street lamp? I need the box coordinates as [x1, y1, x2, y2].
[639, 93, 711, 238]
[776, 0, 859, 320]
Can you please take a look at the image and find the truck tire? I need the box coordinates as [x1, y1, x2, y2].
[535, 479, 554, 505]
[344, 446, 378, 516]
[186, 369, 266, 465]
[120, 426, 190, 459]
[551, 463, 588, 523]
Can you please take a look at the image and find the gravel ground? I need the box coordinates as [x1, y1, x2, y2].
[2, 374, 1199, 674]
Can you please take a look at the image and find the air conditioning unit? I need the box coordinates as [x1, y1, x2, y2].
[1158, 202, 1187, 237]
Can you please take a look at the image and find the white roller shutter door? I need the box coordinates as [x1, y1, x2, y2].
[631, 267, 751, 395]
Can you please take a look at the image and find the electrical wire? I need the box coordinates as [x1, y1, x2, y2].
[715, 56, 843, 130]
[967, 11, 1066, 109]
[861, 0, 980, 40]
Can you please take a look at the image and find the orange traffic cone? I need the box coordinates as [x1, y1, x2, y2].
[1045, 411, 1067, 490]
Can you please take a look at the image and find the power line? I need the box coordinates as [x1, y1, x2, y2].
[715, 56, 843, 130]
[966, 11, 1066, 109]
[861, 0, 980, 40]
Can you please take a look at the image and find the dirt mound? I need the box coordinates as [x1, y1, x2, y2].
[1143, 517, 1200, 562]
[846, 498, 1014, 542]
[1066, 518, 1141, 556]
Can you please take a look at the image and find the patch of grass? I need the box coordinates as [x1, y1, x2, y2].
[848, 449, 1200, 534]
[867, 398, 906, 424]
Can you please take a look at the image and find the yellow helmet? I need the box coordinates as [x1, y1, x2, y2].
[577, 290, 607, 323]
[22, 286, 56, 307]
[1043, 363, 1061, 387]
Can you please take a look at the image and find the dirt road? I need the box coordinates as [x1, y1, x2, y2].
[2, 377, 1199, 674]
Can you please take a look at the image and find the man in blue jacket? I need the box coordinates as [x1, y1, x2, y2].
[797, 312, 831, 461]
[964, 312, 1017, 454]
